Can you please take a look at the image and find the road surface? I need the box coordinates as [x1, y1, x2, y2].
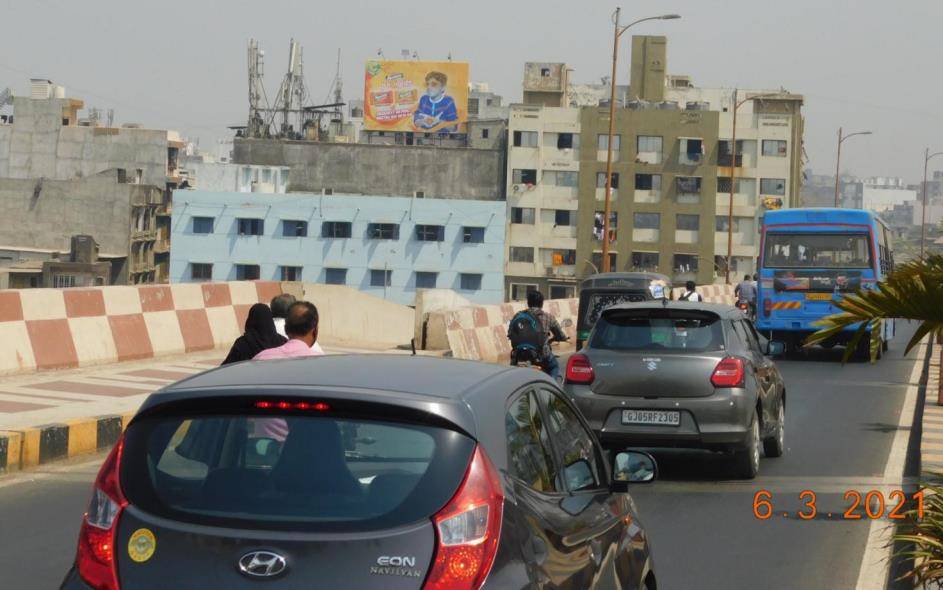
[0, 323, 925, 589]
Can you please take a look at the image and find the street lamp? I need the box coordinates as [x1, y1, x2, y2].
[724, 90, 782, 284]
[600, 8, 681, 273]
[921, 148, 943, 260]
[833, 128, 872, 207]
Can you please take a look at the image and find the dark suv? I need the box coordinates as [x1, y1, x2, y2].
[62, 355, 658, 589]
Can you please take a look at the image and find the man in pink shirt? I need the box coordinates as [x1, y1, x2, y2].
[254, 301, 323, 360]
[252, 300, 323, 440]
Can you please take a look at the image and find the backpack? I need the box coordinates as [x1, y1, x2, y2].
[508, 310, 548, 363]
[679, 290, 694, 301]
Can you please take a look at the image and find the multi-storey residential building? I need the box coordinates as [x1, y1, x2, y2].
[170, 191, 506, 305]
[504, 104, 582, 300]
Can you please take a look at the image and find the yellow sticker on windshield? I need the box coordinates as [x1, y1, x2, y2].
[128, 528, 156, 563]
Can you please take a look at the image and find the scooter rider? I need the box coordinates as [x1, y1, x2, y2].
[508, 290, 568, 380]
[735, 273, 757, 318]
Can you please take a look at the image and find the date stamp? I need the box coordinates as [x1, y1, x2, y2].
[753, 489, 925, 520]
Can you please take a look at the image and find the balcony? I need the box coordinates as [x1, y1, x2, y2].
[636, 151, 662, 165]
[131, 229, 158, 241]
[597, 149, 620, 163]
[634, 189, 661, 204]
[675, 230, 699, 244]
[717, 153, 743, 167]
[595, 187, 618, 201]
[545, 265, 576, 278]
[632, 228, 660, 243]
[153, 237, 170, 254]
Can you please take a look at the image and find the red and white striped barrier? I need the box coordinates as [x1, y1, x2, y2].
[0, 281, 284, 375]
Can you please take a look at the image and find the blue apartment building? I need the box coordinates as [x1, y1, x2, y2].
[169, 190, 506, 305]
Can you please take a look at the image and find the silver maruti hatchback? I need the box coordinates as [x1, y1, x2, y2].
[564, 301, 786, 479]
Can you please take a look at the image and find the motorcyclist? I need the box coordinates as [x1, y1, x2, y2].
[734, 273, 757, 319]
[509, 290, 568, 380]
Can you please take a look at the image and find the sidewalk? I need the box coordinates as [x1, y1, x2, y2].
[0, 340, 413, 474]
[921, 340, 943, 472]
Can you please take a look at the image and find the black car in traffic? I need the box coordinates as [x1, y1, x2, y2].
[62, 355, 658, 590]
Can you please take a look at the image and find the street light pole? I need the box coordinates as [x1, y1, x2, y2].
[724, 90, 780, 284]
[921, 148, 943, 260]
[600, 9, 680, 273]
[833, 128, 872, 207]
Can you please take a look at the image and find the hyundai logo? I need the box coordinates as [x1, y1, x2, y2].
[238, 550, 288, 578]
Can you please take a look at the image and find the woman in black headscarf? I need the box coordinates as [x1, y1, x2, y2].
[221, 303, 287, 365]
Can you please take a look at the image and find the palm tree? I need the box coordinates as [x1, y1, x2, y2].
[806, 254, 943, 362]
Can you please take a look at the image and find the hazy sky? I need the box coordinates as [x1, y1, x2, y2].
[2, 0, 941, 183]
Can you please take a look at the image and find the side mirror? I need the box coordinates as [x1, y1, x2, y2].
[766, 341, 785, 356]
[610, 450, 657, 492]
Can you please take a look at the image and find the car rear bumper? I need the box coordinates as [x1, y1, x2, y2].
[566, 385, 756, 451]
[60, 568, 91, 590]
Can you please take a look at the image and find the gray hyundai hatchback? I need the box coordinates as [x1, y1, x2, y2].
[61, 355, 658, 590]
[564, 301, 786, 479]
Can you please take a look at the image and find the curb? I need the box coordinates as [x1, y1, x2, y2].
[0, 412, 133, 475]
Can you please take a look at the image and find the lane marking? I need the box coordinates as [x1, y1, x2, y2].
[855, 338, 928, 590]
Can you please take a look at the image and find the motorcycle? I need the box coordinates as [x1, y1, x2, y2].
[737, 300, 756, 321]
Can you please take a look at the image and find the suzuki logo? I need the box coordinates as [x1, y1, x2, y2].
[643, 357, 661, 372]
[238, 551, 288, 578]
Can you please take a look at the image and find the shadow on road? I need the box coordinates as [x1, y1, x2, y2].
[639, 448, 749, 482]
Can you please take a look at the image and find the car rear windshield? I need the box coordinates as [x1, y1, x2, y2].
[121, 408, 475, 532]
[590, 310, 724, 352]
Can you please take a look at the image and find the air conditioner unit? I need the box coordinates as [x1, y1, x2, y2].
[512, 184, 521, 192]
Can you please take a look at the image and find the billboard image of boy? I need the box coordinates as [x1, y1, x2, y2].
[413, 71, 458, 132]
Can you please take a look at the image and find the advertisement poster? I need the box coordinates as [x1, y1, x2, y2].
[773, 270, 862, 292]
[363, 60, 469, 133]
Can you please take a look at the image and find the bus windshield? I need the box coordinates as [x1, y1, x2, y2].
[763, 232, 872, 269]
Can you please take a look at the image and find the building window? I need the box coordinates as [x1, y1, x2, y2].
[633, 212, 661, 229]
[596, 172, 619, 189]
[237, 218, 264, 236]
[549, 249, 577, 266]
[415, 271, 438, 289]
[322, 221, 352, 238]
[676, 176, 702, 195]
[637, 135, 663, 153]
[510, 283, 538, 301]
[282, 220, 308, 237]
[674, 254, 699, 274]
[545, 170, 578, 187]
[52, 274, 77, 288]
[481, 128, 489, 139]
[635, 173, 661, 191]
[591, 252, 617, 272]
[593, 211, 617, 242]
[511, 207, 536, 224]
[557, 133, 575, 149]
[367, 223, 400, 240]
[512, 168, 538, 184]
[716, 216, 739, 232]
[468, 98, 480, 115]
[679, 138, 704, 164]
[190, 264, 212, 282]
[510, 246, 535, 263]
[370, 269, 393, 287]
[415, 224, 445, 242]
[192, 216, 214, 234]
[718, 140, 745, 166]
[762, 139, 787, 157]
[631, 251, 659, 271]
[280, 266, 303, 281]
[554, 210, 572, 226]
[540, 67, 551, 77]
[324, 268, 347, 285]
[463, 226, 485, 243]
[460, 273, 483, 291]
[512, 131, 538, 147]
[235, 264, 260, 280]
[549, 285, 575, 299]
[760, 178, 786, 195]
[597, 134, 621, 151]
[676, 214, 700, 231]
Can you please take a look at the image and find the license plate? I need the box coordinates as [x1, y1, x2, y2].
[622, 410, 680, 426]
[805, 293, 833, 301]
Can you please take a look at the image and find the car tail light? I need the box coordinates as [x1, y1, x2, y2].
[254, 400, 330, 411]
[762, 298, 771, 318]
[565, 354, 595, 385]
[711, 357, 745, 388]
[424, 445, 503, 590]
[76, 436, 127, 590]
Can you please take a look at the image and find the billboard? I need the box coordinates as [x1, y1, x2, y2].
[363, 60, 469, 133]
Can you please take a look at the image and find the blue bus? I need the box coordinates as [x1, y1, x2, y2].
[756, 208, 895, 359]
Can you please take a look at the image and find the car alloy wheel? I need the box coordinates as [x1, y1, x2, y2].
[763, 399, 785, 458]
[750, 416, 760, 474]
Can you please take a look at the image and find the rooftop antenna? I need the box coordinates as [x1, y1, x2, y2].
[247, 39, 269, 138]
